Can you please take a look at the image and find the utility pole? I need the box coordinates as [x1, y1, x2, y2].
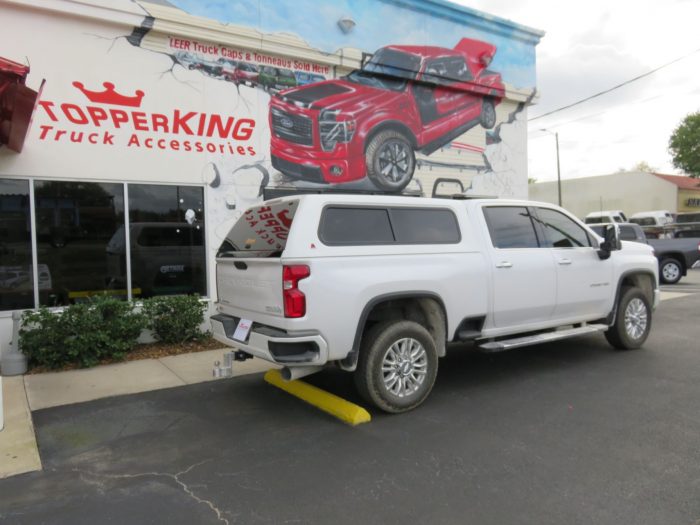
[540, 129, 562, 206]
[555, 131, 562, 207]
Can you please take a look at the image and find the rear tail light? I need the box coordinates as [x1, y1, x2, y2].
[283, 265, 310, 318]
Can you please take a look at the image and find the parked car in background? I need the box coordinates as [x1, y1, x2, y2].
[629, 210, 674, 226]
[174, 51, 199, 70]
[584, 210, 627, 224]
[629, 210, 675, 239]
[232, 62, 259, 86]
[647, 237, 700, 284]
[590, 222, 700, 284]
[106, 222, 206, 297]
[674, 212, 700, 238]
[590, 222, 647, 244]
[188, 57, 223, 77]
[217, 58, 239, 81]
[259, 66, 297, 92]
[294, 71, 325, 86]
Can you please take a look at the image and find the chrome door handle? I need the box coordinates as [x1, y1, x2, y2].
[558, 258, 572, 265]
[495, 261, 513, 268]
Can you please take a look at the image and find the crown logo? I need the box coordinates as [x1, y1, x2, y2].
[72, 81, 145, 107]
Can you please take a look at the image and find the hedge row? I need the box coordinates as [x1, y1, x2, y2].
[19, 295, 207, 369]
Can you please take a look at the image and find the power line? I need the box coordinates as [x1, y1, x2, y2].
[528, 46, 700, 122]
[527, 84, 700, 135]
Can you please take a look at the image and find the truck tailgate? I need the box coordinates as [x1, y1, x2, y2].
[216, 258, 284, 318]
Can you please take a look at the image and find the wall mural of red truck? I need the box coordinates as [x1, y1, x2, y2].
[269, 38, 505, 192]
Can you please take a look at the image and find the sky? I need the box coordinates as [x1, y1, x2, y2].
[171, 0, 539, 88]
[459, 0, 700, 182]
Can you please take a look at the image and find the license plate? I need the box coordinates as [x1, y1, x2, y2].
[233, 318, 253, 342]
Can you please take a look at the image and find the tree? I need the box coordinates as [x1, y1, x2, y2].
[669, 111, 700, 178]
[632, 161, 656, 173]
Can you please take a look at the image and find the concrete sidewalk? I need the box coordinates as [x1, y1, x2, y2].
[1, 349, 274, 479]
[24, 348, 275, 411]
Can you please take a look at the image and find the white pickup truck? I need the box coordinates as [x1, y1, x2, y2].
[212, 194, 660, 413]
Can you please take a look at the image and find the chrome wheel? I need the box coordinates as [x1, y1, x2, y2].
[377, 140, 411, 185]
[624, 298, 648, 340]
[381, 337, 428, 398]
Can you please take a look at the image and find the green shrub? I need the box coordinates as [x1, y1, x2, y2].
[142, 294, 206, 344]
[19, 296, 147, 369]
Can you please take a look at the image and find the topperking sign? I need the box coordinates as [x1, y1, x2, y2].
[36, 80, 258, 157]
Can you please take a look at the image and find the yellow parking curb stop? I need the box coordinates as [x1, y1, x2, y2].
[264, 369, 371, 426]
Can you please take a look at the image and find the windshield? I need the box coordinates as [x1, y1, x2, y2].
[346, 49, 421, 91]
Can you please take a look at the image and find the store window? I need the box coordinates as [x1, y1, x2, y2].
[128, 184, 206, 298]
[34, 181, 126, 306]
[0, 179, 34, 311]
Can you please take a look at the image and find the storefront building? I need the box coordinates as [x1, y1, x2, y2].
[0, 0, 542, 344]
[529, 171, 700, 219]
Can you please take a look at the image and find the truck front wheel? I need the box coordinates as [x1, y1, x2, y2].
[605, 287, 652, 350]
[365, 130, 416, 192]
[354, 320, 438, 413]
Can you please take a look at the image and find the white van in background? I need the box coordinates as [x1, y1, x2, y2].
[584, 210, 627, 224]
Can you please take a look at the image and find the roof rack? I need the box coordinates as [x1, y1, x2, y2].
[262, 187, 422, 200]
[447, 193, 498, 200]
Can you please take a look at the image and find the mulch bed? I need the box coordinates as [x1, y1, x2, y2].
[28, 337, 224, 374]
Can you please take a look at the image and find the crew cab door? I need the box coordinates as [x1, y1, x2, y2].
[481, 205, 556, 328]
[532, 206, 614, 319]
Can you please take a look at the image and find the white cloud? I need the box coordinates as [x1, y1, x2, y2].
[457, 0, 700, 181]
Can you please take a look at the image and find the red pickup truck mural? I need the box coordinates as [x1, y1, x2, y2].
[269, 38, 505, 191]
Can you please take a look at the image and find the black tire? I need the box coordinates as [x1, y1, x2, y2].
[659, 257, 682, 284]
[480, 98, 496, 129]
[365, 130, 416, 192]
[354, 320, 438, 413]
[605, 287, 652, 350]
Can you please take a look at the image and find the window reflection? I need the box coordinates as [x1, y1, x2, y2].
[0, 179, 34, 310]
[34, 181, 125, 306]
[128, 184, 206, 298]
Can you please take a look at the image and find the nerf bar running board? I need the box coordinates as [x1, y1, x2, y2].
[478, 324, 608, 352]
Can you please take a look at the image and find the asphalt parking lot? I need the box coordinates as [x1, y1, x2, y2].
[2, 273, 700, 525]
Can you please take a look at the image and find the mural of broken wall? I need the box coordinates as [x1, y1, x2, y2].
[0, 0, 541, 304]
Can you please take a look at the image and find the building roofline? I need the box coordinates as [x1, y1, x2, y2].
[653, 172, 700, 190]
[382, 0, 545, 45]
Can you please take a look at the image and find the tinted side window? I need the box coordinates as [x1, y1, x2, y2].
[483, 206, 540, 249]
[391, 208, 460, 243]
[320, 207, 394, 245]
[536, 208, 591, 248]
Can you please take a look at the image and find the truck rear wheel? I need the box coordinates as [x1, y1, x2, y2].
[605, 287, 651, 350]
[659, 257, 682, 284]
[365, 130, 415, 192]
[354, 320, 438, 413]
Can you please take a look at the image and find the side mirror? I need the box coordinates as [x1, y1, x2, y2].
[597, 223, 621, 260]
